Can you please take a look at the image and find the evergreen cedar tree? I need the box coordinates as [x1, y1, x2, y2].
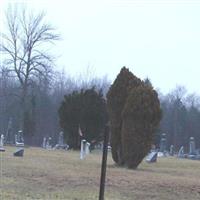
[107, 67, 162, 169]
[58, 88, 108, 149]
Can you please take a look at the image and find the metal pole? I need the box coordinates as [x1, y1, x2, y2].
[99, 124, 109, 200]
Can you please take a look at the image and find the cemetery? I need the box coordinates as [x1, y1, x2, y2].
[0, 145, 200, 200]
[1, 2, 200, 199]
[0, 68, 200, 200]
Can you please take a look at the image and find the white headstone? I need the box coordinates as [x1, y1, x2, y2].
[146, 152, 157, 163]
[0, 134, 4, 147]
[0, 134, 5, 152]
[42, 137, 46, 148]
[85, 142, 90, 155]
[169, 145, 174, 156]
[189, 137, 196, 155]
[58, 132, 64, 146]
[178, 146, 184, 158]
[15, 130, 24, 147]
[45, 137, 52, 149]
[80, 139, 86, 159]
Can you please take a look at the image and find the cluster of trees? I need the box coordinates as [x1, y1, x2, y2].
[159, 86, 200, 152]
[58, 88, 108, 149]
[1, 7, 200, 169]
[0, 7, 110, 146]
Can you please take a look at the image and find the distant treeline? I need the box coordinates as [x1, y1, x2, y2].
[1, 7, 199, 150]
[1, 66, 199, 151]
[0, 68, 110, 146]
[158, 86, 200, 152]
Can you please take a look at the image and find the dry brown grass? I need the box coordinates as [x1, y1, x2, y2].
[0, 146, 200, 200]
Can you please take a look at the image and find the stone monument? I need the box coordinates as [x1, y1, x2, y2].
[0, 134, 5, 152]
[189, 137, 196, 155]
[177, 146, 184, 158]
[169, 145, 174, 156]
[15, 130, 24, 147]
[160, 133, 167, 153]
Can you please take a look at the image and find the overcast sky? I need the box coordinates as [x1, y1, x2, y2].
[1, 0, 200, 94]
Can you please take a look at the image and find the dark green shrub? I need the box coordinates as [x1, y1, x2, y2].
[107, 67, 161, 169]
[58, 88, 108, 149]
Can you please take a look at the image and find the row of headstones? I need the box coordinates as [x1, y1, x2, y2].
[42, 132, 69, 150]
[146, 135, 200, 163]
[0, 130, 24, 148]
[0, 133, 24, 156]
[160, 133, 199, 157]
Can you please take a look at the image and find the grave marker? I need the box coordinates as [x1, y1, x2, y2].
[0, 134, 5, 152]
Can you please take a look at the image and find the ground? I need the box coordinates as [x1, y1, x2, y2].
[0, 147, 200, 200]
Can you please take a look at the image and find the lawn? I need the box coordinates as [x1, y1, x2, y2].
[0, 146, 200, 200]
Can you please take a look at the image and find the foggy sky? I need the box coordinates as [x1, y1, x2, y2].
[1, 0, 200, 94]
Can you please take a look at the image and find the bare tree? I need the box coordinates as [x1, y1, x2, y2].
[0, 6, 60, 134]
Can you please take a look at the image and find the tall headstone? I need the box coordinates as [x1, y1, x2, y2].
[177, 146, 184, 158]
[80, 139, 86, 159]
[58, 131, 64, 146]
[160, 133, 167, 152]
[15, 130, 24, 147]
[42, 137, 47, 148]
[0, 134, 5, 152]
[80, 140, 90, 159]
[46, 137, 52, 149]
[169, 145, 174, 156]
[85, 142, 90, 155]
[189, 137, 196, 155]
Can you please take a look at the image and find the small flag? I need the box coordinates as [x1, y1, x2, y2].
[79, 125, 83, 137]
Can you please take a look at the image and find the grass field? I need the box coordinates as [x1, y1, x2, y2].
[0, 146, 200, 200]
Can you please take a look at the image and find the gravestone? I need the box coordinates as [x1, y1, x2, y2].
[58, 131, 64, 146]
[188, 137, 196, 159]
[53, 132, 69, 150]
[15, 130, 24, 147]
[80, 139, 90, 159]
[42, 137, 47, 148]
[160, 133, 167, 153]
[0, 134, 5, 152]
[13, 148, 24, 157]
[169, 145, 174, 156]
[177, 146, 184, 158]
[85, 142, 90, 155]
[46, 137, 52, 149]
[80, 139, 86, 159]
[189, 137, 196, 155]
[146, 152, 157, 163]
